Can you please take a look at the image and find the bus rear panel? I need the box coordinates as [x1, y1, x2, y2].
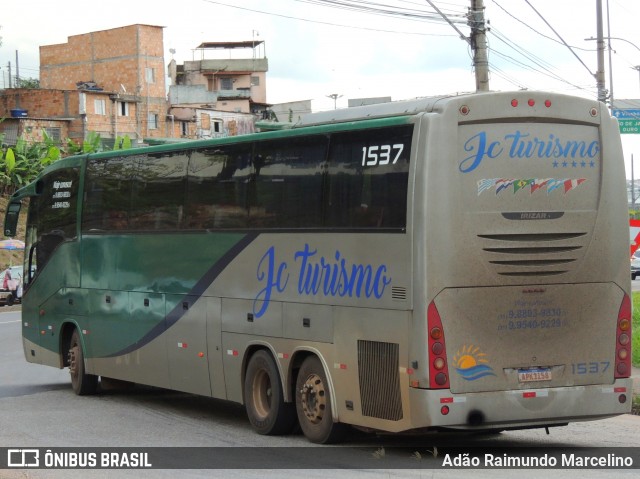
[409, 92, 631, 430]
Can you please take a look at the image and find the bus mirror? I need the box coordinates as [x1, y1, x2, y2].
[4, 201, 21, 237]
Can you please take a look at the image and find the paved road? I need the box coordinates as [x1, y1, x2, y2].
[1, 310, 639, 479]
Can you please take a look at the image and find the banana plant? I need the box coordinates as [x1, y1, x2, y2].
[0, 132, 61, 195]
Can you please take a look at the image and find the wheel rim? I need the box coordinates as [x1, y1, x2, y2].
[300, 373, 326, 424]
[251, 369, 273, 419]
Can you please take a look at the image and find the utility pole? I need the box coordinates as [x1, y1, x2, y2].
[595, 0, 607, 103]
[15, 50, 20, 88]
[605, 0, 613, 105]
[469, 0, 489, 92]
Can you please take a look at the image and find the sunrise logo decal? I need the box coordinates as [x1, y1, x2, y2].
[453, 345, 497, 381]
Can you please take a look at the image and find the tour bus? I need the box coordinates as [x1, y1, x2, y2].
[4, 91, 632, 443]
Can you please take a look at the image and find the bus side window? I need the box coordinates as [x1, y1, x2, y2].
[186, 145, 253, 230]
[83, 157, 134, 232]
[130, 153, 188, 231]
[253, 136, 327, 229]
[327, 126, 412, 230]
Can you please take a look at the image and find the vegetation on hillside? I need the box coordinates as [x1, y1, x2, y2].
[1, 129, 133, 196]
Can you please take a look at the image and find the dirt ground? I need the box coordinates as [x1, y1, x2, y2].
[0, 304, 22, 313]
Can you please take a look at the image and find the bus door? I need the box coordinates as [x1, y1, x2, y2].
[22, 168, 81, 360]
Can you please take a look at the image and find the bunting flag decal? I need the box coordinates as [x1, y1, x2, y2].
[476, 178, 587, 196]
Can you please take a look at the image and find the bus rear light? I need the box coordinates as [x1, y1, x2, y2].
[615, 294, 632, 379]
[528, 99, 535, 107]
[441, 405, 450, 415]
[430, 326, 443, 340]
[427, 301, 450, 389]
[511, 99, 518, 107]
[459, 105, 470, 115]
[435, 372, 448, 386]
[590, 107, 598, 117]
[544, 100, 552, 108]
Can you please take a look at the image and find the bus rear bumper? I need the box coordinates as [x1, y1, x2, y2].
[408, 379, 633, 431]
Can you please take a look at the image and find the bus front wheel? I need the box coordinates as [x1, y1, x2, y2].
[244, 350, 296, 435]
[295, 356, 345, 444]
[68, 329, 98, 395]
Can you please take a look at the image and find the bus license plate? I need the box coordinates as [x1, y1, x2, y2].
[518, 368, 552, 382]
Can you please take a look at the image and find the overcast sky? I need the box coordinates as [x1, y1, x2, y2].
[2, 0, 640, 171]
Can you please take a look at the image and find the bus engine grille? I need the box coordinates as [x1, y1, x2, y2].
[478, 232, 587, 277]
[357, 340, 403, 421]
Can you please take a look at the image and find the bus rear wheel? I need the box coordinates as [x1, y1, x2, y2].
[68, 329, 98, 395]
[295, 356, 345, 444]
[244, 350, 296, 435]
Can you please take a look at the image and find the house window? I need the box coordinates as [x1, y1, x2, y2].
[118, 101, 129, 117]
[148, 113, 159, 130]
[181, 122, 188, 137]
[220, 77, 233, 90]
[145, 67, 155, 84]
[44, 127, 61, 143]
[94, 99, 106, 115]
[251, 76, 260, 86]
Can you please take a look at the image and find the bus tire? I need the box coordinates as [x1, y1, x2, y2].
[295, 355, 346, 444]
[244, 350, 296, 435]
[68, 329, 98, 395]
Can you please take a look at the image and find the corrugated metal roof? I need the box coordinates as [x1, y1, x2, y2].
[195, 41, 264, 49]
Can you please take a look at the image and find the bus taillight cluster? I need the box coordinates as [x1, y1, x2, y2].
[510, 98, 552, 108]
[615, 294, 632, 379]
[427, 301, 450, 389]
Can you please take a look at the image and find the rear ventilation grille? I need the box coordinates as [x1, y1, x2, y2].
[478, 233, 586, 242]
[357, 340, 403, 421]
[391, 287, 407, 301]
[479, 232, 587, 277]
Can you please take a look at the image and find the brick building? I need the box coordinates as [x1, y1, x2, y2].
[0, 24, 168, 147]
[167, 41, 270, 139]
[0, 25, 274, 147]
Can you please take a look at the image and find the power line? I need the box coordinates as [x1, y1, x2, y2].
[201, 0, 458, 36]
[522, 0, 595, 78]
[294, 0, 467, 23]
[490, 0, 593, 52]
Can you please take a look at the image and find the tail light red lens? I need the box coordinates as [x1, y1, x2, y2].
[428, 301, 450, 389]
[615, 294, 632, 378]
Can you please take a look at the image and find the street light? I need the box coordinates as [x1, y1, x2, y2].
[326, 93, 342, 110]
[586, 36, 640, 104]
[586, 36, 640, 53]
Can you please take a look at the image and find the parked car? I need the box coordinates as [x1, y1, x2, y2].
[632, 251, 640, 280]
[0, 265, 23, 306]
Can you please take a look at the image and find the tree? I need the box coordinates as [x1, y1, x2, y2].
[17, 77, 39, 89]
